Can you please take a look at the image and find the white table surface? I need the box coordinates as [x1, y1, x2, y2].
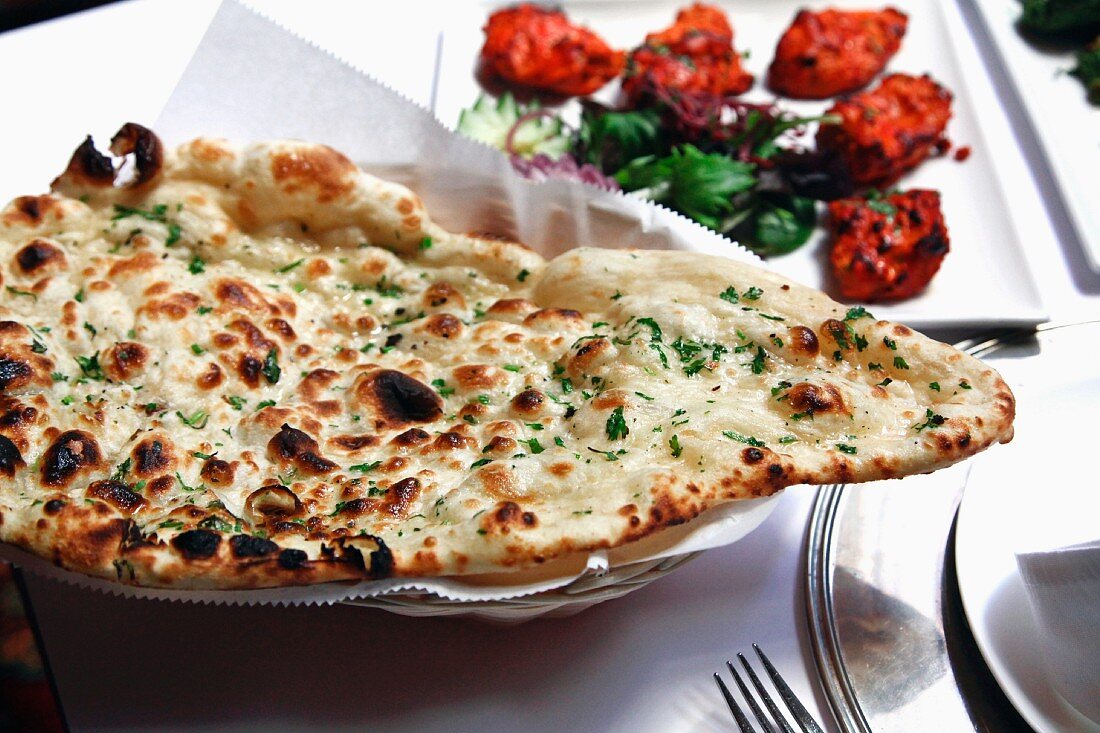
[3, 1, 1099, 731]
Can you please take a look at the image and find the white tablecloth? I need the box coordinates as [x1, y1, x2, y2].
[4, 1, 1099, 730]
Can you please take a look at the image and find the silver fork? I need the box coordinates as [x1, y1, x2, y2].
[713, 644, 825, 733]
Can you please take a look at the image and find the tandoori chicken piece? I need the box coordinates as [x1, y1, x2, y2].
[622, 3, 753, 105]
[479, 4, 625, 97]
[828, 189, 949, 301]
[816, 73, 952, 186]
[767, 7, 908, 99]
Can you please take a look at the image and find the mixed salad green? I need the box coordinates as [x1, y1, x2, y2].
[458, 92, 847, 256]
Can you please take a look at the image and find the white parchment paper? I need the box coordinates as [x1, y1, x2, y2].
[7, 1, 784, 606]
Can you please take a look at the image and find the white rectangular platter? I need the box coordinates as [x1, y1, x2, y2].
[967, 0, 1100, 273]
[434, 0, 1048, 330]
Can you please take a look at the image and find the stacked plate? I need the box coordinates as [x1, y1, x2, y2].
[808, 322, 1100, 732]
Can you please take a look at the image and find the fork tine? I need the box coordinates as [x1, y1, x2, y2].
[713, 671, 755, 732]
[727, 661, 776, 733]
[738, 653, 797, 733]
[753, 645, 825, 733]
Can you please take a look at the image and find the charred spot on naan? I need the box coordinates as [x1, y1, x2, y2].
[13, 239, 66, 276]
[1, 195, 69, 229]
[0, 434, 26, 477]
[40, 430, 102, 488]
[351, 369, 443, 431]
[0, 323, 54, 393]
[267, 424, 337, 475]
[102, 342, 149, 381]
[270, 145, 357, 204]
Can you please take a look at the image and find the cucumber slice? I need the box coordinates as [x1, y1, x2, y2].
[457, 93, 570, 159]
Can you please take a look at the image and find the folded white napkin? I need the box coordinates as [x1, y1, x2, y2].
[1016, 540, 1100, 722]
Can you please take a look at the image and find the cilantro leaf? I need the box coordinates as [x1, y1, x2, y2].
[616, 145, 756, 231]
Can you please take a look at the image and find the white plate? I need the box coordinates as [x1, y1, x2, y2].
[967, 0, 1100, 273]
[434, 0, 1047, 330]
[956, 322, 1100, 733]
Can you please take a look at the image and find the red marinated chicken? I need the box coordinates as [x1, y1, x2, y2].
[622, 3, 754, 104]
[829, 189, 949, 301]
[817, 73, 952, 186]
[768, 8, 908, 99]
[480, 4, 625, 97]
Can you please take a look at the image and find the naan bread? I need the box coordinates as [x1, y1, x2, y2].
[0, 125, 1013, 589]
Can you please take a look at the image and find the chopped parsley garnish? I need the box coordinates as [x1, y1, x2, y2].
[419, 236, 433, 251]
[844, 306, 873, 321]
[261, 349, 281, 384]
[503, 364, 521, 372]
[779, 435, 797, 444]
[883, 337, 898, 350]
[157, 520, 185, 530]
[477, 394, 491, 405]
[520, 438, 545, 454]
[256, 400, 277, 410]
[197, 305, 213, 315]
[74, 288, 85, 303]
[959, 379, 972, 390]
[650, 342, 669, 368]
[554, 436, 566, 448]
[929, 382, 941, 392]
[31, 340, 47, 354]
[226, 395, 246, 411]
[166, 223, 181, 246]
[525, 423, 544, 431]
[276, 259, 304, 274]
[374, 276, 404, 297]
[174, 471, 205, 492]
[192, 451, 216, 460]
[587, 447, 625, 461]
[719, 286, 740, 304]
[635, 317, 664, 342]
[605, 406, 629, 440]
[877, 377, 893, 387]
[836, 443, 857, 454]
[431, 378, 455, 397]
[868, 363, 883, 371]
[349, 461, 382, 473]
[471, 458, 493, 469]
[113, 203, 167, 222]
[188, 255, 206, 274]
[634, 391, 655, 401]
[111, 458, 132, 482]
[610, 290, 623, 301]
[913, 408, 946, 432]
[197, 516, 232, 533]
[517, 268, 530, 282]
[751, 346, 767, 375]
[560, 377, 574, 394]
[771, 380, 792, 397]
[743, 286, 763, 301]
[176, 410, 209, 429]
[669, 434, 683, 458]
[75, 352, 106, 381]
[6, 286, 37, 302]
[190, 344, 206, 355]
[893, 356, 910, 370]
[723, 430, 766, 447]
